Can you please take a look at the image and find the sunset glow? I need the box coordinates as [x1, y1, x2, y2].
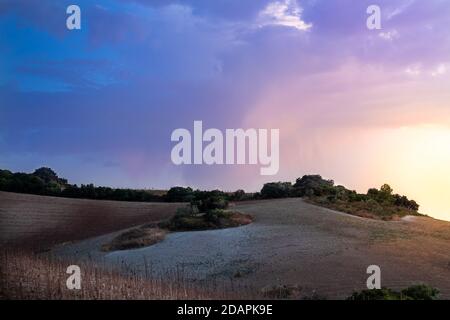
[1, 0, 450, 220]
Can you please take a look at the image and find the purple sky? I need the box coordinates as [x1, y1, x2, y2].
[1, 0, 450, 219]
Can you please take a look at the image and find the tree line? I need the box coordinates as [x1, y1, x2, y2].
[0, 167, 419, 214]
[0, 167, 163, 202]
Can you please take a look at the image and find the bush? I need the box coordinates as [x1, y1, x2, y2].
[347, 288, 400, 300]
[293, 175, 335, 197]
[175, 206, 194, 217]
[348, 192, 366, 202]
[165, 187, 194, 202]
[394, 195, 419, 211]
[400, 284, 439, 300]
[367, 184, 420, 212]
[33, 167, 67, 185]
[260, 182, 293, 199]
[190, 190, 229, 212]
[230, 189, 246, 201]
[204, 209, 227, 223]
[347, 285, 439, 300]
[160, 208, 252, 232]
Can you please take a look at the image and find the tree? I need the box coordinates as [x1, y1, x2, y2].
[261, 182, 293, 199]
[190, 190, 229, 212]
[380, 184, 393, 196]
[33, 167, 67, 185]
[231, 189, 246, 201]
[293, 175, 334, 197]
[165, 187, 194, 202]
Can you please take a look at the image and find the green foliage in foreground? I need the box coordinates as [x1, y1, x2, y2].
[347, 285, 440, 300]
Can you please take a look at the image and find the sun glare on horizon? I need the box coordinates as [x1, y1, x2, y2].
[373, 125, 450, 221]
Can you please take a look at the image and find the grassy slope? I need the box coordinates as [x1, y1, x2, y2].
[306, 196, 424, 220]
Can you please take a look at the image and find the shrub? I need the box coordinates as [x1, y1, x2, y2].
[175, 206, 194, 217]
[347, 285, 439, 300]
[204, 209, 227, 223]
[203, 194, 228, 211]
[367, 184, 420, 212]
[230, 189, 246, 201]
[393, 195, 420, 211]
[293, 175, 335, 197]
[165, 187, 194, 202]
[348, 192, 366, 202]
[260, 182, 293, 199]
[347, 288, 400, 300]
[33, 167, 68, 185]
[190, 190, 229, 212]
[400, 284, 439, 300]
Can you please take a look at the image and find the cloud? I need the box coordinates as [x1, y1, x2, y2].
[431, 63, 448, 77]
[3, 0, 450, 193]
[378, 29, 399, 41]
[404, 63, 450, 77]
[405, 64, 421, 76]
[257, 0, 312, 31]
[386, 0, 415, 20]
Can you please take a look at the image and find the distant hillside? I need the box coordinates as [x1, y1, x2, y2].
[0, 167, 422, 220]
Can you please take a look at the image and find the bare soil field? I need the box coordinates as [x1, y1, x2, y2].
[51, 198, 450, 299]
[0, 191, 182, 249]
[1, 193, 449, 299]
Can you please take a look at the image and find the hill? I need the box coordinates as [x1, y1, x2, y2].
[0, 191, 182, 249]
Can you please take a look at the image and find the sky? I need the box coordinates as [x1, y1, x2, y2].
[1, 0, 450, 220]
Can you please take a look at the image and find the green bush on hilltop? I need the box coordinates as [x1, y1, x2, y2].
[260, 182, 293, 198]
[259, 175, 421, 219]
[293, 175, 335, 197]
[165, 186, 194, 202]
[0, 168, 67, 196]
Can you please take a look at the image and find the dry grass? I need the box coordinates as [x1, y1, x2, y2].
[228, 212, 253, 226]
[0, 250, 258, 300]
[101, 226, 167, 252]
